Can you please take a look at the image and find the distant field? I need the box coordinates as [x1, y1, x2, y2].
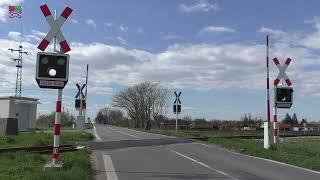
[0, 131, 94, 179]
[138, 129, 320, 171]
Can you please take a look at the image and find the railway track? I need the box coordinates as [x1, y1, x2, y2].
[0, 144, 86, 154]
[190, 133, 320, 141]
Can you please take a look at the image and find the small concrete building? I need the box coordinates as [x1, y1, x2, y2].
[0, 96, 39, 131]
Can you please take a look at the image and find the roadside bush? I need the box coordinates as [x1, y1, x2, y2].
[36, 112, 75, 129]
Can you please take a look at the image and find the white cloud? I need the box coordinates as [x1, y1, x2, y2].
[116, 36, 127, 45]
[8, 30, 46, 42]
[179, 0, 219, 13]
[200, 26, 236, 34]
[258, 27, 286, 37]
[85, 19, 96, 28]
[0, 0, 23, 22]
[88, 86, 113, 95]
[119, 25, 128, 32]
[2, 22, 320, 98]
[8, 31, 21, 41]
[3, 18, 320, 118]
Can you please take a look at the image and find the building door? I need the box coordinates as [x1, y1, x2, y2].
[15, 104, 30, 131]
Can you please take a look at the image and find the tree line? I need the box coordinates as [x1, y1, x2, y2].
[281, 113, 307, 125]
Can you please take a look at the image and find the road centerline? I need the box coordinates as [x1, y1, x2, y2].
[103, 154, 119, 180]
[170, 149, 238, 180]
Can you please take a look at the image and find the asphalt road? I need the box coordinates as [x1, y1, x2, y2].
[89, 124, 320, 180]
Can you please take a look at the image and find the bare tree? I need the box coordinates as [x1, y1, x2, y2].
[112, 81, 169, 129]
[95, 107, 110, 124]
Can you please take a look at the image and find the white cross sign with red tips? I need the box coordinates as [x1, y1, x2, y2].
[37, 4, 73, 53]
[273, 57, 292, 86]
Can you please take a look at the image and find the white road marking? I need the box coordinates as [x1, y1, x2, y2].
[103, 155, 119, 180]
[93, 124, 102, 141]
[126, 128, 170, 137]
[116, 130, 141, 139]
[170, 150, 238, 180]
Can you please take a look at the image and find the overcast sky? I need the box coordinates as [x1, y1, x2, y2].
[1, 0, 320, 121]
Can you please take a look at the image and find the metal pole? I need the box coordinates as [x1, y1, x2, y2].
[52, 89, 62, 164]
[176, 101, 178, 133]
[266, 35, 270, 128]
[80, 92, 83, 116]
[84, 64, 89, 122]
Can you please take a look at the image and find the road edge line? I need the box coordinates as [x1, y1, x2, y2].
[103, 154, 119, 180]
[170, 149, 238, 180]
[93, 124, 102, 141]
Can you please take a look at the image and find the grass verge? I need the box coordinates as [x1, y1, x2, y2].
[0, 150, 91, 180]
[0, 131, 94, 148]
[137, 129, 320, 171]
[0, 131, 94, 179]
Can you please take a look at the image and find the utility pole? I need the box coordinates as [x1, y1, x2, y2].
[8, 45, 28, 97]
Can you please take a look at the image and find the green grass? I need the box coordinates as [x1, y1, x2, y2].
[0, 150, 91, 180]
[0, 131, 94, 148]
[0, 131, 94, 179]
[208, 137, 320, 171]
[138, 129, 320, 171]
[136, 128, 258, 138]
[85, 123, 93, 129]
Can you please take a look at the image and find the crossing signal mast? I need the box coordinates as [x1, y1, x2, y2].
[8, 45, 28, 97]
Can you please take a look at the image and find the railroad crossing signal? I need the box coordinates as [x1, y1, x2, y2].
[75, 83, 86, 109]
[75, 83, 86, 99]
[173, 104, 181, 114]
[37, 4, 73, 53]
[273, 57, 293, 109]
[173, 91, 182, 114]
[273, 58, 292, 86]
[75, 99, 86, 109]
[35, 52, 69, 89]
[274, 87, 293, 108]
[174, 91, 181, 104]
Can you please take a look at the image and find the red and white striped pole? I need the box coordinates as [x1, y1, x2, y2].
[52, 89, 62, 163]
[266, 35, 271, 128]
[273, 104, 278, 146]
